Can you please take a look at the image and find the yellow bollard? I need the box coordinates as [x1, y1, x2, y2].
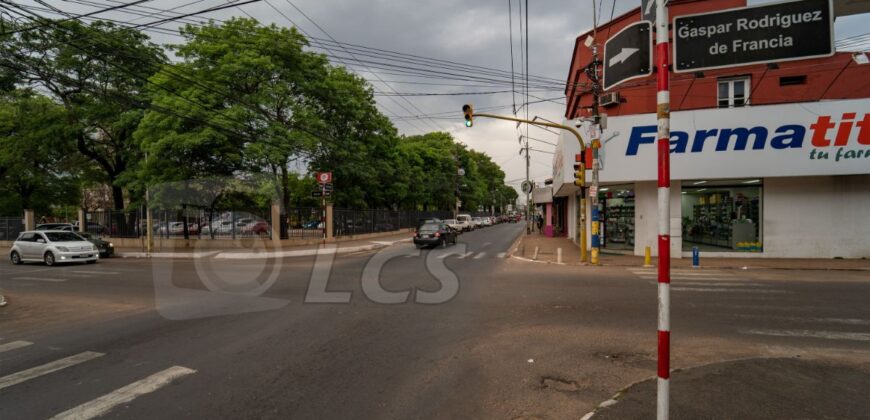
[643, 246, 653, 268]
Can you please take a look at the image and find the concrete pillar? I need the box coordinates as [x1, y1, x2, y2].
[24, 209, 35, 231]
[78, 209, 86, 232]
[270, 202, 281, 244]
[325, 203, 334, 240]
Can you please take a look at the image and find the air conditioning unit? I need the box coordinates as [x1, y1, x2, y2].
[600, 92, 620, 107]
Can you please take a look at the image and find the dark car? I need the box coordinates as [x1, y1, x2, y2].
[77, 232, 114, 258]
[413, 221, 457, 249]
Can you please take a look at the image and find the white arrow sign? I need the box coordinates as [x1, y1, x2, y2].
[608, 48, 639, 67]
[645, 0, 655, 16]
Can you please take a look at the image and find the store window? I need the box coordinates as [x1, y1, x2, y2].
[600, 186, 634, 251]
[682, 180, 763, 252]
[717, 77, 749, 108]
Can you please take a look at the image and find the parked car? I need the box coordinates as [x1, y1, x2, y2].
[455, 214, 472, 231]
[241, 219, 271, 235]
[416, 218, 441, 231]
[77, 232, 114, 258]
[302, 220, 323, 229]
[73, 221, 107, 234]
[482, 217, 493, 227]
[470, 217, 484, 229]
[10, 230, 98, 266]
[413, 221, 458, 248]
[443, 219, 463, 233]
[36, 223, 74, 231]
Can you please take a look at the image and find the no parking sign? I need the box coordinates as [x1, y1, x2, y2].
[315, 172, 332, 184]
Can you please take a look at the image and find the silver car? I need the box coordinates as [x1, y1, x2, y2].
[9, 230, 98, 266]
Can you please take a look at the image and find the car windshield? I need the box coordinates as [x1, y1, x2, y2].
[45, 232, 85, 242]
[444, 219, 456, 224]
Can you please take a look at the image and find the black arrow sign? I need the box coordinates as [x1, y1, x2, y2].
[603, 21, 653, 91]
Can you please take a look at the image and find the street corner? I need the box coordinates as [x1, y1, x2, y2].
[588, 357, 870, 420]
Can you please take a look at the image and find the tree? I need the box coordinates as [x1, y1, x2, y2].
[0, 19, 166, 210]
[0, 91, 79, 215]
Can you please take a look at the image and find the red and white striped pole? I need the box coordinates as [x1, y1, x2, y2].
[654, 0, 671, 419]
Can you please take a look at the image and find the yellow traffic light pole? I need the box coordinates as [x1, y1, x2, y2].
[468, 111, 588, 263]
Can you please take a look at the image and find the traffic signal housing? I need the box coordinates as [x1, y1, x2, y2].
[573, 153, 585, 187]
[462, 104, 473, 127]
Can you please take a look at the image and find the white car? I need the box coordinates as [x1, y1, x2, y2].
[482, 217, 493, 227]
[470, 217, 484, 229]
[10, 230, 98, 266]
[455, 214, 472, 231]
[443, 219, 463, 233]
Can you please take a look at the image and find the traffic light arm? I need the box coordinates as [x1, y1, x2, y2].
[473, 113, 586, 152]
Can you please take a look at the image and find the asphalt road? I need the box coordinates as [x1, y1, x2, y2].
[1, 222, 869, 419]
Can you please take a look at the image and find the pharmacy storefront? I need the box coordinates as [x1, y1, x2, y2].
[555, 98, 870, 258]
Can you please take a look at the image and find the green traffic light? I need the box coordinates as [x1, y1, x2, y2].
[465, 120, 473, 127]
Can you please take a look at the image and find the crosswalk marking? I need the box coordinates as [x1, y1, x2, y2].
[473, 252, 486, 259]
[0, 351, 104, 391]
[671, 287, 791, 294]
[70, 270, 121, 275]
[0, 340, 32, 353]
[10, 277, 67, 282]
[49, 366, 197, 420]
[742, 329, 870, 342]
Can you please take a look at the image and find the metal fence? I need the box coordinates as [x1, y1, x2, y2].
[333, 209, 452, 237]
[82, 207, 322, 240]
[0, 217, 23, 241]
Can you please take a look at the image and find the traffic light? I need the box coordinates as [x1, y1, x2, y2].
[462, 104, 473, 127]
[573, 153, 585, 187]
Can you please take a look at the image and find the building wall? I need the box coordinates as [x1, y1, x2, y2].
[762, 175, 870, 258]
[633, 181, 683, 258]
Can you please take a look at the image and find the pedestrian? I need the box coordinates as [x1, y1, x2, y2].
[536, 214, 543, 232]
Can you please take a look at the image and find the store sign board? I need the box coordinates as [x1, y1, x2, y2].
[591, 98, 870, 183]
[673, 0, 834, 73]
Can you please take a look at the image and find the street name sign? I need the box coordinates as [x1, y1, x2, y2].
[312, 190, 332, 198]
[673, 0, 834, 73]
[603, 21, 652, 91]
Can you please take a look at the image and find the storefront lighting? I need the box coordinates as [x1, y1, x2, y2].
[692, 180, 707, 185]
[600, 188, 609, 191]
[697, 188, 707, 192]
[743, 179, 761, 184]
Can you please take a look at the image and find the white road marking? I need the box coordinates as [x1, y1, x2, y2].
[437, 253, 455, 259]
[0, 340, 32, 353]
[646, 281, 765, 287]
[49, 366, 197, 420]
[0, 351, 104, 391]
[457, 252, 474, 259]
[671, 287, 790, 293]
[404, 254, 416, 258]
[70, 270, 121, 275]
[10, 277, 67, 282]
[497, 252, 506, 258]
[629, 269, 733, 277]
[742, 329, 870, 342]
[481, 242, 492, 247]
[473, 252, 486, 259]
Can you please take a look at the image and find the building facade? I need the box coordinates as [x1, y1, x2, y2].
[553, 0, 869, 258]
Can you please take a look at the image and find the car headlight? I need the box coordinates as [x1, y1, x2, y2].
[108, 242, 114, 247]
[56, 246, 69, 252]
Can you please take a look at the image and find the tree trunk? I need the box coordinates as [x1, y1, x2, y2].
[279, 164, 291, 240]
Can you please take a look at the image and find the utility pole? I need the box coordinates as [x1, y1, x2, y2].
[588, 42, 602, 266]
[654, 0, 672, 418]
[524, 135, 531, 234]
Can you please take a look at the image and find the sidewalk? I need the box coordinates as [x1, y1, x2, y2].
[588, 357, 870, 419]
[511, 232, 870, 271]
[115, 231, 414, 259]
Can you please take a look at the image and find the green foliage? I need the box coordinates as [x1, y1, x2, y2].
[0, 91, 80, 214]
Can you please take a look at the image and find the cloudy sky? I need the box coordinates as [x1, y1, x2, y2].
[10, 0, 867, 198]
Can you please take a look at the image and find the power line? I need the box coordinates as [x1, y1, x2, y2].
[0, 0, 153, 36]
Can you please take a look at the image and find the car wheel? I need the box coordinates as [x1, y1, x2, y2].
[10, 251, 22, 265]
[44, 252, 56, 266]
[86, 260, 97, 264]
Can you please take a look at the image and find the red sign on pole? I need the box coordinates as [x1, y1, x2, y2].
[315, 172, 332, 184]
